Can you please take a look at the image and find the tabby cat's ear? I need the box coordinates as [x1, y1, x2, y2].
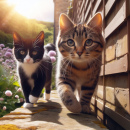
[59, 13, 74, 34]
[87, 13, 103, 33]
[34, 31, 44, 47]
[13, 32, 22, 47]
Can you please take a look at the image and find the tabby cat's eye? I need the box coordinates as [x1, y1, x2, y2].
[85, 39, 93, 46]
[67, 39, 75, 46]
[32, 51, 37, 55]
[20, 51, 25, 55]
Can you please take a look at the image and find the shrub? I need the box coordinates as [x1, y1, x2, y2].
[0, 44, 24, 117]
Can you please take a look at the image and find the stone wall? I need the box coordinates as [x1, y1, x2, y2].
[53, 0, 70, 44]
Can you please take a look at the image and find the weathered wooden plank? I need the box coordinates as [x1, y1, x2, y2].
[127, 16, 130, 114]
[116, 24, 128, 58]
[97, 109, 104, 120]
[105, 0, 116, 16]
[126, 0, 130, 18]
[79, 0, 85, 16]
[92, 0, 102, 15]
[100, 65, 103, 76]
[105, 106, 130, 130]
[105, 2, 126, 38]
[106, 87, 115, 104]
[115, 88, 129, 113]
[105, 54, 128, 75]
[84, 2, 91, 22]
[96, 98, 104, 111]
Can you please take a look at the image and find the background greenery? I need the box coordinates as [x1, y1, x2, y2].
[0, 0, 54, 48]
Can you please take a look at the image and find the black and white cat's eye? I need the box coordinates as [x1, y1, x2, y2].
[32, 51, 37, 55]
[20, 50, 25, 55]
[85, 39, 93, 46]
[67, 39, 75, 46]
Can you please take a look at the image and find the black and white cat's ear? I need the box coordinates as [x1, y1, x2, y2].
[34, 31, 44, 47]
[87, 13, 103, 33]
[13, 32, 22, 47]
[59, 13, 74, 34]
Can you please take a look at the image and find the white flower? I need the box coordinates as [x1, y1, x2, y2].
[15, 95, 19, 99]
[3, 106, 6, 110]
[5, 90, 12, 97]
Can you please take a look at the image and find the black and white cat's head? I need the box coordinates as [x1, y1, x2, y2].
[13, 31, 44, 64]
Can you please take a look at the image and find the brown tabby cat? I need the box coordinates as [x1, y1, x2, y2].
[56, 13, 105, 113]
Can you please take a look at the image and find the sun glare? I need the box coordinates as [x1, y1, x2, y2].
[6, 0, 54, 22]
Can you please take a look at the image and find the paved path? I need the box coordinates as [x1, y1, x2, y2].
[0, 90, 108, 130]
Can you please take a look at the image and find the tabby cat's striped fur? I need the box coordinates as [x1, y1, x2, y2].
[56, 13, 105, 113]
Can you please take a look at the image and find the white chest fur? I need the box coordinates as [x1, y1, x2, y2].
[18, 62, 40, 89]
[19, 62, 40, 77]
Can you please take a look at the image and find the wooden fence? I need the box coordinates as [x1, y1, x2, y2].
[69, 0, 130, 129]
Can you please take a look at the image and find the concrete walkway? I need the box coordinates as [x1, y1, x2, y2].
[0, 90, 108, 130]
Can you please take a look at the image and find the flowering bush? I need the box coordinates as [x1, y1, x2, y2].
[0, 44, 24, 117]
[0, 44, 16, 75]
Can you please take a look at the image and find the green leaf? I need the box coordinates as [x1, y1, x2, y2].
[13, 81, 20, 87]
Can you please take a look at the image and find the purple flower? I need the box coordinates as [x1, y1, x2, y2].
[0, 53, 2, 56]
[2, 62, 5, 65]
[0, 47, 2, 50]
[5, 90, 12, 96]
[5, 59, 10, 63]
[7, 49, 12, 52]
[5, 52, 12, 57]
[3, 48, 7, 51]
[48, 50, 56, 57]
[50, 56, 56, 63]
[0, 58, 3, 62]
[0, 44, 5, 48]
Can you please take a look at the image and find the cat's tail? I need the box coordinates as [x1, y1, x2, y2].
[44, 43, 56, 63]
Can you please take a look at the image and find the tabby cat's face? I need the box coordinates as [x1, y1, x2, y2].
[13, 31, 44, 64]
[57, 13, 104, 62]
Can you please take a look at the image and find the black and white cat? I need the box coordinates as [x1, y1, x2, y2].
[13, 31, 55, 108]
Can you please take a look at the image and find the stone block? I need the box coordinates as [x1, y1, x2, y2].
[115, 73, 128, 89]
[106, 45, 116, 62]
[97, 98, 104, 111]
[91, 97, 96, 105]
[105, 102, 116, 111]
[97, 109, 103, 120]
[115, 88, 129, 113]
[97, 85, 103, 99]
[106, 87, 115, 104]
[90, 104, 95, 113]
[116, 23, 128, 58]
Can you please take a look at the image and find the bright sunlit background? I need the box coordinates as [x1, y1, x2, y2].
[7, 0, 54, 22]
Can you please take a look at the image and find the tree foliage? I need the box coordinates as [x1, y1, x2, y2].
[0, 0, 54, 47]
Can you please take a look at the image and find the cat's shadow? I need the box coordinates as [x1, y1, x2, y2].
[27, 100, 62, 125]
[67, 112, 99, 128]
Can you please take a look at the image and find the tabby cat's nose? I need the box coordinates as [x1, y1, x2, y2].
[77, 52, 82, 57]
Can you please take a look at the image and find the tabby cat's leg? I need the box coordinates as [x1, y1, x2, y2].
[57, 83, 81, 113]
[80, 86, 95, 113]
[44, 81, 51, 100]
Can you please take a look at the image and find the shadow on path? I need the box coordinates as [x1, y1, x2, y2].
[27, 100, 62, 125]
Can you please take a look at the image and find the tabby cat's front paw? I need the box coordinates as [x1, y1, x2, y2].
[29, 95, 39, 103]
[81, 105, 91, 114]
[23, 103, 33, 108]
